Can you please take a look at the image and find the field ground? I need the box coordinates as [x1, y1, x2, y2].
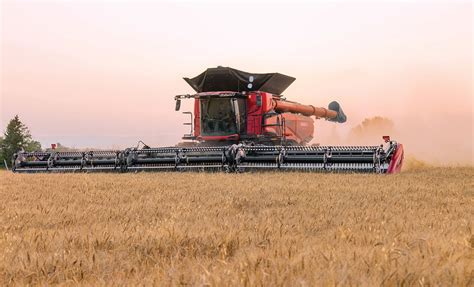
[0, 167, 473, 286]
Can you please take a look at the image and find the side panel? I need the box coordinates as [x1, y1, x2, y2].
[246, 92, 259, 136]
[194, 98, 200, 137]
[246, 92, 273, 137]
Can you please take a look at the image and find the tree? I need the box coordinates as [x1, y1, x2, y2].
[0, 136, 4, 168]
[1, 115, 42, 166]
[26, 140, 42, 152]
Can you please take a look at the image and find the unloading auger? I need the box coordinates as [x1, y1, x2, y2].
[12, 67, 404, 174]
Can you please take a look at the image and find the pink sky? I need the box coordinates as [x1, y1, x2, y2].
[1, 0, 472, 163]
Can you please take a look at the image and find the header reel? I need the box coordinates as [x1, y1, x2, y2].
[12, 139, 403, 174]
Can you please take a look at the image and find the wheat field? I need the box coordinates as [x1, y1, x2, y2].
[0, 167, 473, 286]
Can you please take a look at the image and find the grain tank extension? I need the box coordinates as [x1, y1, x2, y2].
[12, 67, 404, 173]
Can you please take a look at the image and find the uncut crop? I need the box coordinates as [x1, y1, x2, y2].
[0, 167, 473, 285]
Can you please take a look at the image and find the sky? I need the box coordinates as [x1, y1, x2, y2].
[1, 0, 472, 164]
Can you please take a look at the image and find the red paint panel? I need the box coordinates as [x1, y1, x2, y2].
[193, 98, 200, 137]
[246, 92, 260, 136]
[387, 144, 404, 174]
[246, 92, 274, 136]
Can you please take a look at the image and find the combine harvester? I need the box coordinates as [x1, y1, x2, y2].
[12, 67, 404, 173]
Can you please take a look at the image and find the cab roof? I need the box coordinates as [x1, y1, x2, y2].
[184, 66, 295, 95]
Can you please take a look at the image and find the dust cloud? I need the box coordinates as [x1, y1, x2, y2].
[347, 117, 395, 145]
[317, 116, 473, 166]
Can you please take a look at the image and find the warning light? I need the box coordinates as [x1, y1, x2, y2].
[382, 136, 390, 143]
[51, 144, 57, 150]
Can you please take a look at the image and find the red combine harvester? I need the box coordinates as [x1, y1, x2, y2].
[176, 67, 347, 146]
[12, 67, 404, 173]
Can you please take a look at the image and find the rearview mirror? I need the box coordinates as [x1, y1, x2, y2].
[175, 99, 181, 111]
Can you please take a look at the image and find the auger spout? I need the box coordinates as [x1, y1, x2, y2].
[272, 99, 347, 123]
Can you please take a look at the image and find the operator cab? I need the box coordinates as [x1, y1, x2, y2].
[174, 92, 248, 143]
[200, 95, 246, 136]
